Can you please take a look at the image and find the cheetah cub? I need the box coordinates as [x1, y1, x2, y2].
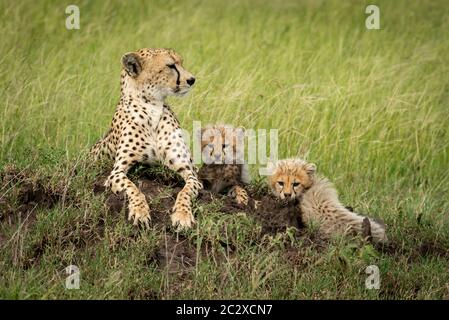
[267, 158, 388, 243]
[197, 124, 251, 205]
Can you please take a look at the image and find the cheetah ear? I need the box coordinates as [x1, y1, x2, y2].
[265, 161, 276, 177]
[234, 126, 246, 138]
[122, 52, 142, 78]
[304, 162, 317, 177]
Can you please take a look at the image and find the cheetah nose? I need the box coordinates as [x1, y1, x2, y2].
[186, 77, 196, 86]
[284, 192, 291, 197]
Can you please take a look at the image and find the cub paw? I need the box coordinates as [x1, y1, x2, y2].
[235, 192, 249, 206]
[229, 186, 249, 206]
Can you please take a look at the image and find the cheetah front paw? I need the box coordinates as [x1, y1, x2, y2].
[229, 186, 249, 206]
[128, 200, 151, 229]
[235, 192, 249, 206]
[171, 205, 195, 230]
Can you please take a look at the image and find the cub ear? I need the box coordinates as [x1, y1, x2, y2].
[304, 162, 317, 177]
[265, 161, 276, 177]
[121, 52, 142, 77]
[234, 126, 246, 138]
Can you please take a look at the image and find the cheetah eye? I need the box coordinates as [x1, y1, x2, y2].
[277, 181, 284, 187]
[222, 144, 229, 149]
[167, 63, 176, 69]
[292, 182, 300, 187]
[207, 143, 214, 148]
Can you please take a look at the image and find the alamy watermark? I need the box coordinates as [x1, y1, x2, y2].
[65, 265, 80, 289]
[365, 5, 380, 30]
[365, 265, 380, 289]
[185, 121, 279, 176]
[65, 5, 80, 30]
[65, 5, 380, 31]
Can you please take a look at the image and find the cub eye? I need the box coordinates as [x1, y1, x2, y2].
[167, 63, 176, 69]
[222, 144, 229, 149]
[292, 182, 300, 187]
[277, 181, 284, 187]
[207, 143, 214, 148]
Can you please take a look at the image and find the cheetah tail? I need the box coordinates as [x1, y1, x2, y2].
[366, 217, 388, 243]
[302, 178, 388, 243]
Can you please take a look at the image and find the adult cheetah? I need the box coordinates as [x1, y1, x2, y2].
[91, 48, 202, 230]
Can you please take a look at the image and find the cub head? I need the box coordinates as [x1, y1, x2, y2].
[267, 158, 316, 201]
[198, 124, 245, 165]
[121, 48, 195, 100]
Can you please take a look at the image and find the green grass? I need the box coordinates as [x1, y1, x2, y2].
[1, 0, 449, 299]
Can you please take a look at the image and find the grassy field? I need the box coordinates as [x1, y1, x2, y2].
[1, 0, 449, 299]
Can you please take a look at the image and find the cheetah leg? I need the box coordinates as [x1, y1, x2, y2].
[90, 139, 104, 160]
[227, 185, 249, 205]
[90, 133, 114, 161]
[105, 160, 150, 228]
[170, 169, 203, 230]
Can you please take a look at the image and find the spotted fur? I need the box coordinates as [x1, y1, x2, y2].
[197, 124, 251, 205]
[91, 48, 202, 230]
[267, 158, 388, 243]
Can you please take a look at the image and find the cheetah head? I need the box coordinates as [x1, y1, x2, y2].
[198, 124, 245, 165]
[121, 48, 195, 100]
[267, 159, 316, 201]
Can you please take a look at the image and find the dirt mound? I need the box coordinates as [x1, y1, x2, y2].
[4, 163, 446, 276]
[376, 233, 449, 264]
[249, 197, 304, 235]
[91, 172, 311, 274]
[0, 166, 63, 227]
[148, 233, 197, 274]
[94, 172, 304, 238]
[418, 241, 449, 258]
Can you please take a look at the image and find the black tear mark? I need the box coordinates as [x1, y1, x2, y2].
[171, 65, 181, 86]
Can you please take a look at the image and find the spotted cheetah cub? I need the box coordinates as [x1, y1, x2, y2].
[197, 125, 251, 205]
[267, 158, 387, 243]
[90, 48, 202, 230]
